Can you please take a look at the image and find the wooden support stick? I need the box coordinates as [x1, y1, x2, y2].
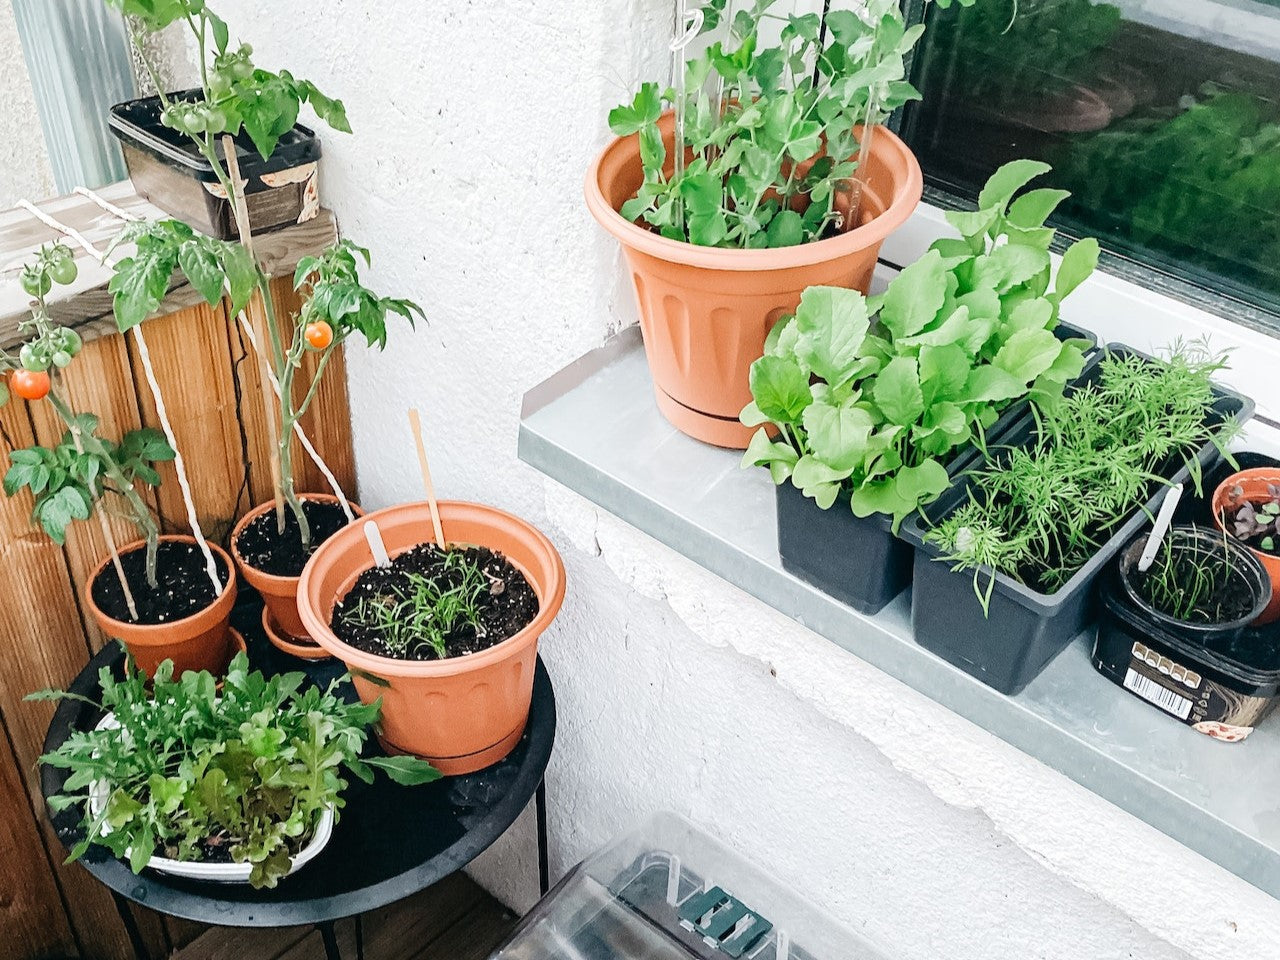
[223, 134, 286, 524]
[407, 408, 445, 548]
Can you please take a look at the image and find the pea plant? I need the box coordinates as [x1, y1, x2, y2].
[742, 160, 1098, 529]
[2, 247, 174, 598]
[609, 0, 975, 248]
[107, 0, 423, 551]
[31, 653, 440, 889]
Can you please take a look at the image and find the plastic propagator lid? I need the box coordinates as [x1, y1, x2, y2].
[489, 812, 892, 960]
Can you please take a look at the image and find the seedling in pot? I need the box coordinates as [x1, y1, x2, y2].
[741, 160, 1097, 529]
[31, 652, 439, 889]
[108, 0, 424, 559]
[610, 0, 977, 248]
[2, 246, 177, 617]
[1130, 526, 1258, 626]
[1222, 483, 1280, 556]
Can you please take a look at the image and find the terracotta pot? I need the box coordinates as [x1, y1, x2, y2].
[586, 112, 923, 448]
[296, 500, 566, 775]
[85, 535, 237, 678]
[231, 494, 363, 656]
[1213, 469, 1280, 627]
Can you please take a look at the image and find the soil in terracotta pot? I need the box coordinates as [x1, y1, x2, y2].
[92, 541, 230, 624]
[1221, 489, 1280, 557]
[236, 498, 353, 577]
[331, 544, 539, 661]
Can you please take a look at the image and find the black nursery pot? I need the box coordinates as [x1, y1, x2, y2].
[776, 483, 911, 615]
[1094, 539, 1280, 742]
[900, 344, 1254, 697]
[109, 90, 322, 240]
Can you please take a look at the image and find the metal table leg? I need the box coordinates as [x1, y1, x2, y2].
[110, 891, 151, 960]
[318, 921, 342, 960]
[536, 778, 550, 897]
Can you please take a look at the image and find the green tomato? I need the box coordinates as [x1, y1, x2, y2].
[19, 343, 50, 373]
[203, 104, 228, 134]
[57, 328, 83, 356]
[209, 71, 232, 98]
[51, 351, 73, 369]
[21, 270, 51, 299]
[48, 257, 77, 286]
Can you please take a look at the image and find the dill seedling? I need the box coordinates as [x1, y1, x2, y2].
[1132, 526, 1251, 625]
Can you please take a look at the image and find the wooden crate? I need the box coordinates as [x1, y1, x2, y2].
[0, 184, 356, 960]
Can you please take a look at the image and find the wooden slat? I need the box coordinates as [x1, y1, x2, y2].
[0, 399, 167, 960]
[28, 335, 152, 650]
[0, 181, 338, 348]
[130, 299, 248, 544]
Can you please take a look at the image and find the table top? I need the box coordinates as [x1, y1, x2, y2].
[39, 598, 556, 927]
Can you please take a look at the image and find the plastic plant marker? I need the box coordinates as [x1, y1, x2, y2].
[1138, 483, 1184, 573]
[363, 520, 391, 569]
[407, 408, 446, 548]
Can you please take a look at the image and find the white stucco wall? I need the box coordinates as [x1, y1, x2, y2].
[199, 3, 1280, 958]
[0, 0, 55, 208]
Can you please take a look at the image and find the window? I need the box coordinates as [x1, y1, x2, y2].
[900, 0, 1280, 328]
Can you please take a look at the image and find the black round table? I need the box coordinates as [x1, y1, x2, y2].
[40, 602, 555, 960]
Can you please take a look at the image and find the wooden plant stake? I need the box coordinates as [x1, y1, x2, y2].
[222, 134, 286, 528]
[407, 408, 446, 549]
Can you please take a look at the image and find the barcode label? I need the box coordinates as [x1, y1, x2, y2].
[1124, 668, 1193, 720]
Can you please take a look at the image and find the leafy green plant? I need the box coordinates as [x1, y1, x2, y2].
[1, 247, 173, 590]
[925, 343, 1239, 610]
[609, 0, 974, 248]
[339, 551, 490, 659]
[1133, 527, 1250, 625]
[31, 652, 439, 889]
[1222, 481, 1280, 555]
[741, 160, 1096, 528]
[109, 1, 424, 552]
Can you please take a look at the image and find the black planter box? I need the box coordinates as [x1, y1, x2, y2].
[776, 483, 912, 615]
[109, 90, 322, 239]
[900, 344, 1254, 696]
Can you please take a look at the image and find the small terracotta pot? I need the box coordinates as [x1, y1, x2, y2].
[1213, 469, 1280, 627]
[586, 112, 923, 448]
[85, 535, 237, 678]
[297, 501, 566, 775]
[231, 494, 363, 656]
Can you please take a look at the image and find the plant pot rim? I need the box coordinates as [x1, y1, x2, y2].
[1118, 526, 1272, 633]
[231, 493, 359, 588]
[85, 535, 236, 640]
[296, 500, 566, 678]
[584, 118, 923, 272]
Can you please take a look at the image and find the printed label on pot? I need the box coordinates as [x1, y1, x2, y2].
[1123, 642, 1268, 741]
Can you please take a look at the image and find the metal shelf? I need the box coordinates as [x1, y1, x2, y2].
[519, 325, 1280, 902]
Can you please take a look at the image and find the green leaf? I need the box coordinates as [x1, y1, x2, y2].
[748, 356, 812, 424]
[177, 240, 225, 307]
[1008, 189, 1071, 229]
[792, 455, 850, 510]
[977, 159, 1052, 215]
[802, 401, 875, 472]
[109, 245, 176, 332]
[850, 459, 950, 526]
[880, 250, 947, 339]
[741, 428, 800, 484]
[608, 82, 663, 136]
[1052, 237, 1100, 303]
[944, 207, 999, 241]
[364, 755, 442, 786]
[766, 210, 803, 248]
[872, 357, 924, 426]
[961, 366, 1027, 405]
[993, 328, 1063, 383]
[971, 245, 1050, 294]
[919, 343, 971, 403]
[221, 243, 259, 317]
[793, 286, 870, 385]
[208, 11, 230, 53]
[1006, 297, 1054, 334]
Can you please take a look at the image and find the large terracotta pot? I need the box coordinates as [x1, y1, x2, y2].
[1213, 469, 1280, 626]
[297, 500, 566, 775]
[231, 494, 362, 658]
[85, 535, 237, 678]
[586, 113, 923, 448]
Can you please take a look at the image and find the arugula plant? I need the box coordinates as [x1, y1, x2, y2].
[609, 0, 975, 248]
[741, 160, 1097, 529]
[925, 343, 1238, 611]
[108, 0, 424, 551]
[2, 247, 174, 590]
[32, 652, 440, 889]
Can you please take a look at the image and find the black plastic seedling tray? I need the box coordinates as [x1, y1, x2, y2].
[773, 321, 1098, 617]
[109, 89, 322, 239]
[900, 344, 1254, 696]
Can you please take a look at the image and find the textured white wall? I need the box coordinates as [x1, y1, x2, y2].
[0, 0, 55, 208]
[200, 3, 1280, 958]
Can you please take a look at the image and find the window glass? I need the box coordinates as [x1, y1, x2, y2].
[902, 0, 1280, 322]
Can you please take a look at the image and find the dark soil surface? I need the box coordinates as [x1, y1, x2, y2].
[92, 540, 230, 624]
[1129, 554, 1258, 625]
[1222, 500, 1280, 557]
[236, 498, 354, 577]
[331, 544, 539, 661]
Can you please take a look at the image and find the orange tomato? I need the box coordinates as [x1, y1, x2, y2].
[10, 369, 50, 401]
[305, 321, 334, 350]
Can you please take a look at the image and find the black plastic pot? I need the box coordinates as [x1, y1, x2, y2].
[1094, 548, 1280, 742]
[776, 483, 911, 615]
[109, 90, 322, 239]
[900, 344, 1254, 696]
